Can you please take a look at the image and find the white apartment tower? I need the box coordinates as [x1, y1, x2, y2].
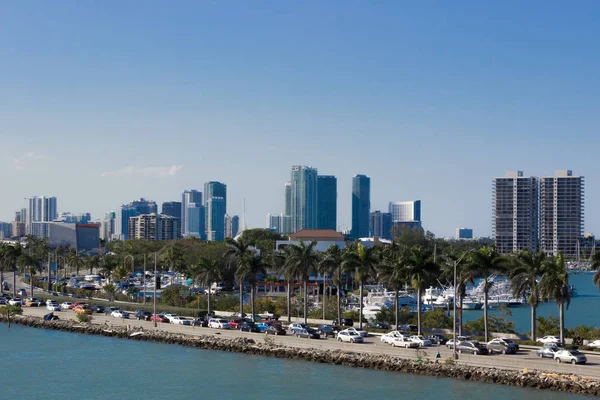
[493, 171, 539, 254]
[27, 196, 58, 238]
[539, 170, 584, 258]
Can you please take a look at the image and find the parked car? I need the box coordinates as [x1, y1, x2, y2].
[427, 334, 449, 345]
[60, 302, 73, 310]
[25, 298, 41, 307]
[536, 343, 560, 358]
[135, 310, 152, 321]
[0, 298, 6, 305]
[457, 340, 489, 355]
[344, 327, 368, 337]
[191, 318, 209, 327]
[537, 335, 561, 345]
[391, 336, 420, 348]
[8, 297, 24, 306]
[367, 321, 390, 330]
[381, 331, 406, 345]
[265, 325, 287, 335]
[409, 335, 432, 347]
[260, 311, 281, 320]
[229, 318, 250, 329]
[91, 305, 106, 314]
[399, 324, 418, 332]
[151, 314, 169, 323]
[239, 322, 261, 333]
[587, 340, 600, 348]
[74, 305, 93, 315]
[171, 316, 191, 325]
[43, 312, 60, 321]
[46, 302, 61, 311]
[317, 325, 338, 338]
[245, 314, 263, 322]
[337, 330, 364, 343]
[17, 289, 27, 296]
[208, 318, 231, 329]
[332, 318, 354, 327]
[486, 338, 517, 354]
[294, 328, 320, 339]
[288, 323, 310, 332]
[230, 312, 247, 318]
[447, 336, 471, 349]
[111, 310, 129, 319]
[554, 349, 587, 365]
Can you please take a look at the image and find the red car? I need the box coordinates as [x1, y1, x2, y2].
[150, 314, 169, 323]
[70, 302, 87, 310]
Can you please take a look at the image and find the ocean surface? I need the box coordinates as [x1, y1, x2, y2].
[460, 273, 600, 333]
[1, 324, 593, 399]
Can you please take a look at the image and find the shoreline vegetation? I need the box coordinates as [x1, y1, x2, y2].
[2, 313, 600, 397]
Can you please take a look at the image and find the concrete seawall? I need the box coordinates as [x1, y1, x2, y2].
[2, 314, 600, 397]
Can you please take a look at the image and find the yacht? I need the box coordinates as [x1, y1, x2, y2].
[461, 297, 483, 310]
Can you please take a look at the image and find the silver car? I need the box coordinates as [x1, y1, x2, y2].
[554, 349, 587, 365]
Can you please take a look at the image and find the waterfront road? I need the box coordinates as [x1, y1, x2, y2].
[21, 307, 600, 380]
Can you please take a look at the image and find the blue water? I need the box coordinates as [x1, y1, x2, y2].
[460, 273, 600, 333]
[0, 324, 592, 399]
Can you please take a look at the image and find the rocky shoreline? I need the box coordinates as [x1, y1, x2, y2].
[2, 315, 600, 397]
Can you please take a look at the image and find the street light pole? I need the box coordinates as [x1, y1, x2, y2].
[453, 248, 477, 360]
[153, 252, 157, 328]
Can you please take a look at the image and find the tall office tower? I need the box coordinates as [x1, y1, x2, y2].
[370, 211, 393, 239]
[493, 171, 539, 254]
[186, 203, 205, 239]
[159, 214, 180, 240]
[206, 197, 225, 241]
[267, 213, 282, 232]
[229, 215, 240, 238]
[290, 165, 318, 232]
[225, 214, 237, 238]
[27, 196, 58, 238]
[60, 213, 92, 224]
[20, 208, 27, 223]
[0, 223, 11, 239]
[539, 170, 584, 258]
[456, 228, 474, 240]
[388, 200, 421, 224]
[128, 214, 160, 241]
[129, 198, 157, 215]
[162, 201, 182, 221]
[204, 182, 227, 239]
[317, 175, 337, 230]
[116, 205, 139, 240]
[182, 190, 202, 237]
[282, 182, 293, 234]
[351, 175, 370, 239]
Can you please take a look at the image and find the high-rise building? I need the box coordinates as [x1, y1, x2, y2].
[204, 182, 227, 240]
[162, 201, 182, 221]
[370, 211, 392, 239]
[27, 196, 58, 238]
[182, 190, 202, 237]
[129, 198, 157, 215]
[206, 197, 225, 241]
[317, 175, 337, 230]
[456, 228, 474, 240]
[0, 222, 11, 239]
[128, 214, 160, 241]
[60, 212, 92, 224]
[539, 170, 584, 258]
[186, 203, 205, 239]
[284, 183, 292, 216]
[159, 214, 180, 240]
[267, 213, 283, 233]
[389, 200, 421, 224]
[48, 222, 99, 252]
[493, 171, 539, 254]
[225, 214, 239, 238]
[290, 165, 318, 232]
[351, 175, 370, 239]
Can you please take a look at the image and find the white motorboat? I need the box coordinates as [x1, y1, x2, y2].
[461, 297, 483, 310]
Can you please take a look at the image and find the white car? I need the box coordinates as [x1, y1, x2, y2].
[171, 316, 191, 325]
[587, 340, 600, 348]
[344, 327, 368, 337]
[46, 302, 61, 311]
[208, 318, 231, 329]
[111, 310, 129, 319]
[380, 331, 406, 344]
[410, 335, 432, 347]
[537, 335, 561, 345]
[391, 336, 420, 348]
[8, 297, 24, 306]
[288, 323, 309, 332]
[164, 313, 179, 323]
[60, 302, 73, 310]
[337, 330, 364, 343]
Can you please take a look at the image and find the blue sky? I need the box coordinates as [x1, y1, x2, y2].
[1, 1, 599, 237]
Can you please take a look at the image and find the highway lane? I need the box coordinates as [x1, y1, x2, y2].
[20, 306, 600, 380]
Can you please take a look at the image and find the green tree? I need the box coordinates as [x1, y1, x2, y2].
[103, 283, 117, 301]
[536, 315, 560, 337]
[463, 246, 507, 342]
[192, 257, 223, 316]
[539, 253, 571, 344]
[66, 250, 84, 276]
[100, 254, 118, 283]
[113, 264, 130, 284]
[283, 241, 319, 324]
[274, 246, 295, 323]
[590, 251, 600, 291]
[236, 254, 268, 321]
[377, 243, 407, 328]
[0, 244, 22, 296]
[421, 308, 453, 329]
[403, 245, 439, 335]
[84, 253, 101, 275]
[342, 242, 380, 329]
[319, 244, 344, 323]
[223, 238, 253, 318]
[509, 250, 545, 341]
[1, 305, 23, 327]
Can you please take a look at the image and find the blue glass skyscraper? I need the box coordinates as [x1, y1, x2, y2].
[351, 174, 370, 239]
[317, 175, 337, 230]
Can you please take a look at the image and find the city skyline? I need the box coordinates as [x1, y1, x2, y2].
[1, 2, 599, 238]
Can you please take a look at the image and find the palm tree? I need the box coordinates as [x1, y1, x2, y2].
[509, 250, 545, 341]
[224, 238, 253, 318]
[2, 244, 23, 296]
[539, 253, 571, 344]
[193, 257, 222, 316]
[590, 251, 600, 291]
[463, 247, 507, 342]
[378, 244, 407, 329]
[84, 253, 101, 275]
[342, 242, 380, 330]
[67, 250, 84, 276]
[113, 264, 130, 284]
[319, 244, 344, 323]
[100, 254, 118, 284]
[283, 241, 319, 324]
[403, 246, 439, 335]
[274, 246, 295, 323]
[19, 252, 38, 296]
[236, 255, 268, 321]
[439, 251, 473, 336]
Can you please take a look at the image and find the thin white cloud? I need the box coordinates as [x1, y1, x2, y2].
[13, 152, 43, 170]
[101, 165, 184, 179]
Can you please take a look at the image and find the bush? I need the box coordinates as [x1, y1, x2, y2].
[536, 315, 560, 337]
[421, 308, 453, 329]
[374, 306, 413, 326]
[463, 306, 516, 334]
[76, 313, 92, 323]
